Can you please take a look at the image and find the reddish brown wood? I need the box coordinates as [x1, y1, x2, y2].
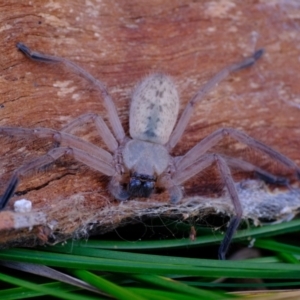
[0, 0, 300, 247]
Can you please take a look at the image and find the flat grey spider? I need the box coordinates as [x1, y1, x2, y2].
[1, 43, 299, 259]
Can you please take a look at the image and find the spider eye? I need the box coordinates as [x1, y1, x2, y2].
[142, 181, 155, 198]
[129, 177, 142, 192]
[128, 173, 156, 198]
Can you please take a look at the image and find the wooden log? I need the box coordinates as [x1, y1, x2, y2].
[0, 0, 300, 247]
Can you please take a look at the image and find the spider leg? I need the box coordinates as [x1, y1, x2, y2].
[0, 149, 63, 209]
[157, 154, 215, 203]
[16, 42, 126, 143]
[170, 127, 299, 258]
[172, 153, 288, 187]
[167, 49, 264, 150]
[176, 128, 300, 178]
[172, 154, 215, 185]
[0, 146, 115, 209]
[224, 156, 289, 185]
[0, 127, 113, 162]
[60, 113, 118, 152]
[215, 155, 243, 260]
[169, 153, 242, 258]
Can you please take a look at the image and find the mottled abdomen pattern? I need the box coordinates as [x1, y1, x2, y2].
[129, 73, 179, 145]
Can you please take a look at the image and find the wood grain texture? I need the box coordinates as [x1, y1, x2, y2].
[0, 0, 300, 247]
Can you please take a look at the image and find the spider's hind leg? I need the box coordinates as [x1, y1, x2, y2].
[224, 156, 290, 186]
[254, 171, 289, 186]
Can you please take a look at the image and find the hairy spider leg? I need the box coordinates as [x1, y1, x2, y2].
[224, 156, 289, 185]
[161, 153, 241, 259]
[0, 127, 114, 209]
[0, 147, 67, 209]
[176, 128, 300, 177]
[60, 113, 118, 152]
[169, 127, 300, 258]
[0, 146, 114, 209]
[215, 155, 242, 260]
[167, 49, 264, 150]
[16, 42, 125, 144]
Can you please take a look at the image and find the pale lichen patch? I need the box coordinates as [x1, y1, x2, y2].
[53, 80, 76, 98]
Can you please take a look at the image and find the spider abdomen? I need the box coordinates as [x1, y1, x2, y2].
[129, 73, 179, 145]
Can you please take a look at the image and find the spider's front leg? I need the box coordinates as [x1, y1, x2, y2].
[17, 42, 126, 144]
[167, 127, 300, 259]
[0, 128, 115, 209]
[0, 146, 115, 209]
[0, 147, 68, 209]
[167, 49, 264, 150]
[161, 153, 242, 259]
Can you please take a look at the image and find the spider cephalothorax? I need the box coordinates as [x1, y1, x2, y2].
[1, 43, 299, 259]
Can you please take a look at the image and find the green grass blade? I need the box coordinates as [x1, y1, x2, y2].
[0, 282, 81, 300]
[127, 287, 204, 300]
[71, 219, 300, 250]
[73, 269, 146, 300]
[254, 239, 300, 256]
[1, 248, 300, 279]
[0, 272, 99, 300]
[132, 274, 232, 300]
[48, 243, 300, 273]
[183, 280, 300, 289]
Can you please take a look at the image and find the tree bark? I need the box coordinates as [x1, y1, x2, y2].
[0, 0, 300, 247]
